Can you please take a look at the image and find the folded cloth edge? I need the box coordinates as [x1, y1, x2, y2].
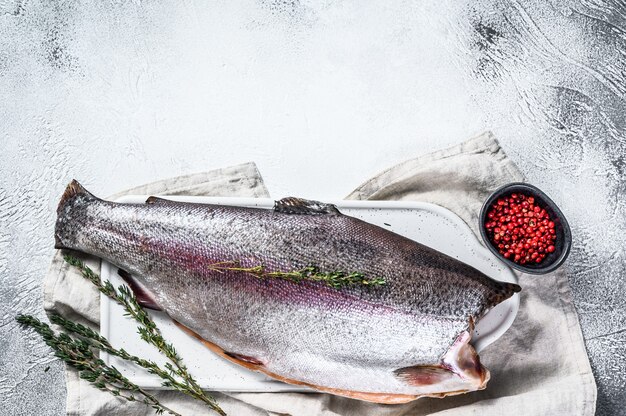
[42, 140, 597, 416]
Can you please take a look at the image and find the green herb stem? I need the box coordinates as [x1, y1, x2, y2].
[16, 314, 180, 416]
[62, 255, 225, 416]
[207, 261, 386, 289]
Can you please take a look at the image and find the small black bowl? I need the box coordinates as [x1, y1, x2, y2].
[479, 182, 572, 274]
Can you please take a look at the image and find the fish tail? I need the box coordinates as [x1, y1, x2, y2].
[55, 180, 98, 249]
[57, 180, 95, 214]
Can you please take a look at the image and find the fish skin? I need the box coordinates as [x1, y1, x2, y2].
[55, 180, 520, 402]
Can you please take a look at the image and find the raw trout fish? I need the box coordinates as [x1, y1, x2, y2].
[55, 180, 520, 404]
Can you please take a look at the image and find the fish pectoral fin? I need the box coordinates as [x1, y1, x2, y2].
[394, 365, 453, 386]
[274, 197, 341, 215]
[396, 332, 490, 392]
[442, 331, 490, 389]
[117, 269, 163, 311]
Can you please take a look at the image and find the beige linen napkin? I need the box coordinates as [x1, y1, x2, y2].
[43, 132, 596, 415]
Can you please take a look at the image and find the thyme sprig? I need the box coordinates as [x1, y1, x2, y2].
[46, 313, 204, 406]
[62, 254, 225, 416]
[207, 261, 386, 289]
[15, 314, 181, 416]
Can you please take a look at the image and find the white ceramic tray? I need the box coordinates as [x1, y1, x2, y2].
[101, 196, 519, 391]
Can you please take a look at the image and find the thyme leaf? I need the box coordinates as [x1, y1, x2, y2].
[208, 261, 386, 289]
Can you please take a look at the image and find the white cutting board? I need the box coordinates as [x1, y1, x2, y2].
[101, 197, 519, 391]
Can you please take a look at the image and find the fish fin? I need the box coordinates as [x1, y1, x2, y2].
[442, 331, 490, 388]
[55, 180, 98, 249]
[274, 197, 341, 215]
[468, 315, 476, 332]
[224, 352, 264, 366]
[396, 331, 490, 391]
[172, 319, 428, 404]
[117, 269, 163, 311]
[57, 180, 96, 214]
[145, 196, 173, 204]
[394, 365, 453, 386]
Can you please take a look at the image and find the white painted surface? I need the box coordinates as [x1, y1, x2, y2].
[1, 1, 625, 414]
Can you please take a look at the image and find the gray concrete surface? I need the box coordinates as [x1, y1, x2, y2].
[1, 1, 625, 415]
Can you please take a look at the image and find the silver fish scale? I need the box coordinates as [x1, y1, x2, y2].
[56, 194, 513, 394]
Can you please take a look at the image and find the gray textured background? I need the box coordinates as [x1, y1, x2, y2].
[1, 1, 625, 415]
